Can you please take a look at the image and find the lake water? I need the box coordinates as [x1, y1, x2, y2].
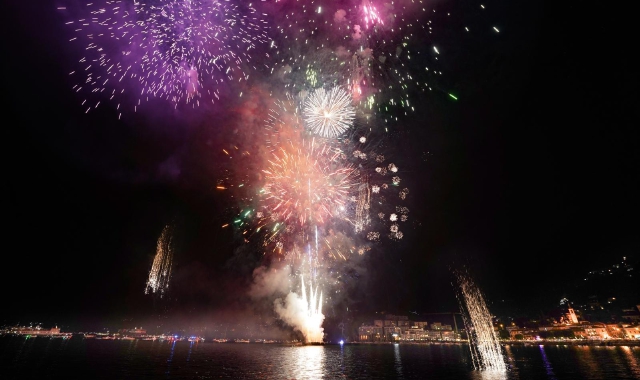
[1, 336, 640, 379]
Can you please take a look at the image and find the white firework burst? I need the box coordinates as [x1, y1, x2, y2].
[303, 87, 355, 138]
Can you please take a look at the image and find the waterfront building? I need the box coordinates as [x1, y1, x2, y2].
[358, 325, 383, 342]
[384, 326, 403, 341]
[583, 323, 609, 339]
[507, 328, 539, 340]
[605, 324, 627, 339]
[424, 330, 442, 340]
[566, 305, 579, 324]
[621, 306, 640, 322]
[402, 326, 429, 341]
[4, 325, 72, 338]
[355, 317, 460, 342]
[430, 322, 452, 331]
[623, 326, 640, 339]
[413, 321, 429, 329]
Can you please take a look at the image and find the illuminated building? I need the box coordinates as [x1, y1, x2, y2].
[430, 322, 452, 331]
[622, 326, 640, 339]
[583, 323, 609, 340]
[358, 325, 383, 341]
[5, 325, 72, 338]
[566, 305, 579, 324]
[384, 326, 402, 340]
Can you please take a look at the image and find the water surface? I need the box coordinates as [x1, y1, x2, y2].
[1, 337, 639, 379]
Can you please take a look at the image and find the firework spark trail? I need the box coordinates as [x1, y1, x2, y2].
[354, 179, 371, 233]
[65, 0, 270, 116]
[264, 94, 305, 152]
[456, 270, 507, 372]
[145, 224, 174, 297]
[303, 87, 356, 138]
[299, 275, 324, 343]
[361, 0, 384, 29]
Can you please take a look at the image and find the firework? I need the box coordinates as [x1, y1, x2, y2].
[216, 0, 487, 338]
[145, 224, 174, 297]
[361, 0, 385, 29]
[262, 1, 423, 125]
[262, 137, 357, 227]
[353, 181, 371, 233]
[264, 94, 305, 152]
[320, 229, 357, 261]
[299, 275, 324, 343]
[274, 275, 324, 343]
[65, 0, 270, 116]
[303, 87, 356, 138]
[333, 126, 409, 242]
[227, 92, 385, 260]
[455, 269, 507, 372]
[247, 110, 410, 256]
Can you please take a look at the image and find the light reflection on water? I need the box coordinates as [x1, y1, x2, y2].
[621, 346, 640, 378]
[538, 345, 556, 380]
[501, 344, 520, 379]
[282, 345, 325, 380]
[469, 370, 509, 380]
[394, 343, 403, 378]
[1, 337, 640, 379]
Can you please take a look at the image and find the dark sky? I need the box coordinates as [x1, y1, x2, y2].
[2, 0, 637, 332]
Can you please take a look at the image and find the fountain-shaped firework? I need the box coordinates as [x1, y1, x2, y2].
[455, 269, 507, 372]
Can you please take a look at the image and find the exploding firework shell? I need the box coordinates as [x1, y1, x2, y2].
[303, 87, 356, 138]
[261, 138, 358, 228]
[66, 0, 270, 115]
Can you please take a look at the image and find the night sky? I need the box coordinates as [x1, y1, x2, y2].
[3, 0, 637, 333]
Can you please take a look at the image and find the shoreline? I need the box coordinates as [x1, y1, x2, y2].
[349, 339, 640, 347]
[502, 339, 640, 347]
[3, 334, 638, 347]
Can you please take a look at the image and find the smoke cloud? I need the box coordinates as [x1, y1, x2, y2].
[274, 277, 325, 343]
[249, 265, 292, 299]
